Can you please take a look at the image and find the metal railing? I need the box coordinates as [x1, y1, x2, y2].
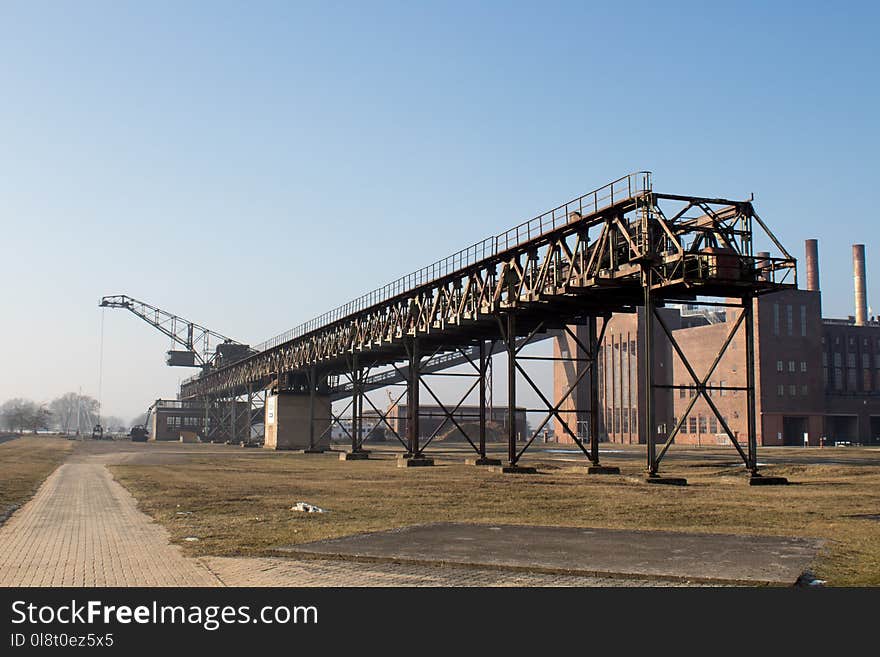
[254, 171, 651, 353]
[180, 172, 650, 388]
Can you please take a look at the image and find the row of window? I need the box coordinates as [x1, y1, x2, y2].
[824, 367, 877, 392]
[776, 360, 807, 373]
[678, 382, 734, 398]
[773, 303, 807, 337]
[605, 408, 637, 435]
[777, 384, 809, 397]
[165, 416, 204, 428]
[824, 334, 880, 350]
[674, 414, 729, 435]
[823, 352, 877, 369]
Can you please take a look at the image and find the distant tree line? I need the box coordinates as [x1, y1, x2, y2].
[0, 393, 137, 435]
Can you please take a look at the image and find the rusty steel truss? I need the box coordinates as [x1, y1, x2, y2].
[179, 171, 796, 476]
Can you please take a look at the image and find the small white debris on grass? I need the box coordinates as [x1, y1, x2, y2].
[291, 501, 327, 514]
[183, 537, 200, 542]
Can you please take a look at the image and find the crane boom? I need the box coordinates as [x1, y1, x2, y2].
[99, 294, 248, 368]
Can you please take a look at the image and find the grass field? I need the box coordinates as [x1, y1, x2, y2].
[109, 447, 880, 586]
[0, 435, 74, 513]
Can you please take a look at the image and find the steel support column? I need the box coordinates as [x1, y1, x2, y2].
[351, 356, 362, 453]
[589, 316, 601, 466]
[506, 313, 517, 466]
[230, 396, 237, 445]
[644, 281, 657, 476]
[407, 339, 421, 457]
[744, 295, 759, 476]
[479, 341, 487, 457]
[308, 367, 316, 450]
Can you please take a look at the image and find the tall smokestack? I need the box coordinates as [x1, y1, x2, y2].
[805, 239, 820, 291]
[853, 244, 867, 326]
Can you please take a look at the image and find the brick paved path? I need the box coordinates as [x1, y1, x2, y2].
[0, 462, 220, 586]
[0, 447, 700, 587]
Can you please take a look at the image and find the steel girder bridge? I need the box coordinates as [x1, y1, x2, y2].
[179, 171, 796, 477]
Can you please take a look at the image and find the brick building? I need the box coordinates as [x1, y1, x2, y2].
[554, 240, 880, 446]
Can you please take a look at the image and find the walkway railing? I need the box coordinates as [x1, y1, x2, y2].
[255, 171, 651, 353]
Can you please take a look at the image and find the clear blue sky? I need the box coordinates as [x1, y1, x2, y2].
[1, 1, 877, 420]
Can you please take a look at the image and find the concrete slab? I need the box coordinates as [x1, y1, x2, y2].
[465, 457, 502, 466]
[339, 451, 370, 461]
[279, 523, 822, 585]
[587, 465, 621, 475]
[397, 457, 434, 468]
[490, 465, 537, 474]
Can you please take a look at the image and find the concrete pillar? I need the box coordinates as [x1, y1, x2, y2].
[264, 392, 331, 450]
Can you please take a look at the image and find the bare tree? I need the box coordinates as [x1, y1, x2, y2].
[26, 405, 52, 433]
[0, 398, 47, 433]
[49, 393, 99, 434]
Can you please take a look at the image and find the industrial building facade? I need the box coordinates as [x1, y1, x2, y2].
[554, 241, 880, 446]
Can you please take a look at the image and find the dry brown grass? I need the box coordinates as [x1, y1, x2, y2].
[0, 435, 74, 511]
[109, 447, 880, 586]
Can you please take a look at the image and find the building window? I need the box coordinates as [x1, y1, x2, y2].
[847, 353, 857, 368]
[698, 416, 707, 433]
[709, 416, 718, 434]
[823, 368, 828, 387]
[689, 387, 696, 398]
[847, 369, 857, 390]
[801, 384, 808, 396]
[773, 303, 780, 336]
[822, 352, 828, 367]
[801, 305, 807, 336]
[789, 384, 797, 396]
[786, 305, 793, 336]
[800, 361, 807, 373]
[864, 370, 872, 392]
[788, 360, 796, 373]
[777, 384, 784, 396]
[708, 381, 714, 397]
[679, 387, 686, 399]
[719, 380, 726, 396]
[835, 368, 843, 390]
[863, 353, 871, 369]
[689, 416, 697, 434]
[776, 360, 783, 372]
[834, 352, 842, 367]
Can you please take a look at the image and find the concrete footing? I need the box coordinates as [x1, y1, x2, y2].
[397, 456, 434, 468]
[298, 447, 327, 454]
[587, 465, 621, 475]
[645, 476, 688, 486]
[465, 457, 502, 466]
[490, 465, 538, 474]
[339, 451, 370, 461]
[749, 475, 789, 486]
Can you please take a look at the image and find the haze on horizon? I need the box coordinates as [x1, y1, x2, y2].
[1, 1, 877, 421]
